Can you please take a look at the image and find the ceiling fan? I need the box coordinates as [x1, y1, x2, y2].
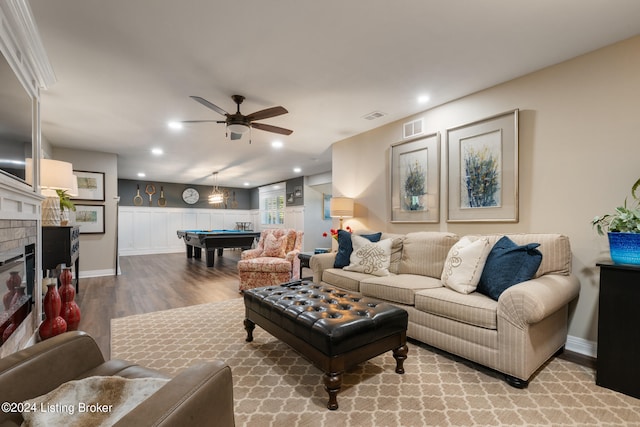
[183, 94, 293, 140]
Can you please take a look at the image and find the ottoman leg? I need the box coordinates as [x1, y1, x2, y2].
[244, 319, 255, 342]
[323, 372, 342, 410]
[393, 344, 409, 374]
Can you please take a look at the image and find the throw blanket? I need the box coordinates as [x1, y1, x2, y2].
[21, 376, 169, 427]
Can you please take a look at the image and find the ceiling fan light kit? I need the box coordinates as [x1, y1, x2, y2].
[185, 94, 293, 141]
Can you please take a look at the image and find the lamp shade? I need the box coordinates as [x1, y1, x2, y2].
[40, 159, 74, 191]
[67, 174, 79, 197]
[330, 197, 354, 218]
[227, 123, 249, 134]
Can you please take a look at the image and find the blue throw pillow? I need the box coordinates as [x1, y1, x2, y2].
[334, 230, 382, 268]
[477, 236, 543, 301]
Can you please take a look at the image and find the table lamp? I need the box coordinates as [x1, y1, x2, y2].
[39, 159, 75, 226]
[330, 197, 354, 230]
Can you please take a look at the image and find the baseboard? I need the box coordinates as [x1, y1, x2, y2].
[79, 268, 116, 278]
[118, 248, 183, 256]
[565, 334, 597, 358]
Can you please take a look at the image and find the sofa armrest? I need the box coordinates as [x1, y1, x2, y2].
[310, 252, 337, 283]
[0, 331, 105, 420]
[113, 361, 234, 427]
[497, 274, 580, 328]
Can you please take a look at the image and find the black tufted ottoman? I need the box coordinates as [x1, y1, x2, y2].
[243, 281, 408, 410]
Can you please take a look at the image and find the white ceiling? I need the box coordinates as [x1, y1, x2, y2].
[28, 0, 640, 188]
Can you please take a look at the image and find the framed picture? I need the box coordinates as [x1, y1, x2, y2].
[390, 132, 440, 223]
[72, 170, 105, 201]
[322, 193, 332, 220]
[446, 109, 519, 222]
[74, 204, 105, 234]
[294, 186, 303, 198]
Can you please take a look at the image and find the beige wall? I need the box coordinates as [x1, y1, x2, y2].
[332, 35, 640, 346]
[53, 147, 118, 276]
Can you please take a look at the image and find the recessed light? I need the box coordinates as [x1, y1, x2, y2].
[167, 121, 183, 130]
[271, 140, 283, 149]
[151, 148, 163, 155]
[243, 182, 250, 186]
[137, 172, 146, 177]
[417, 94, 430, 104]
[293, 167, 301, 173]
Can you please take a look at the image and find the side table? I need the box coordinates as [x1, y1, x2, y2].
[596, 262, 640, 399]
[297, 252, 314, 280]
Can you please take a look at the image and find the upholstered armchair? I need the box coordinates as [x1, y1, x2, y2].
[237, 228, 304, 291]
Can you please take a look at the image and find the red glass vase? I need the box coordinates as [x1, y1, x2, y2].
[59, 267, 80, 331]
[39, 283, 67, 340]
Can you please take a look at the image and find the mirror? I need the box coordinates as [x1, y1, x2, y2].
[0, 49, 33, 185]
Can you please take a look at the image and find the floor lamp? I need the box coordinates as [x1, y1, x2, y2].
[329, 197, 354, 230]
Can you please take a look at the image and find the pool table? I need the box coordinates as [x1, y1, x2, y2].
[176, 229, 260, 267]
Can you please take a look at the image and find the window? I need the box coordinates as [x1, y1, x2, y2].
[259, 183, 285, 226]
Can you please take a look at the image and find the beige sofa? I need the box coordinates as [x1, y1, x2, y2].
[310, 232, 580, 387]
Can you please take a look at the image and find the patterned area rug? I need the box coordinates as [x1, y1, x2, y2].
[111, 299, 640, 426]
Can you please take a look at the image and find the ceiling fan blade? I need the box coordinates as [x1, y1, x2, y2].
[180, 120, 225, 123]
[190, 96, 229, 116]
[251, 122, 293, 135]
[229, 132, 243, 140]
[245, 106, 288, 122]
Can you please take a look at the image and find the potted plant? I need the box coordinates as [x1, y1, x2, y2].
[56, 189, 76, 226]
[592, 177, 640, 265]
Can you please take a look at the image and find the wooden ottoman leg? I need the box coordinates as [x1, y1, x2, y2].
[244, 319, 255, 342]
[393, 344, 408, 374]
[323, 372, 342, 410]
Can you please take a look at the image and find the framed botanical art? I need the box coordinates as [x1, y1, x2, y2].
[446, 109, 519, 222]
[390, 132, 440, 223]
[74, 204, 105, 234]
[72, 170, 105, 201]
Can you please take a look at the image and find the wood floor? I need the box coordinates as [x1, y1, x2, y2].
[75, 250, 249, 357]
[76, 250, 594, 369]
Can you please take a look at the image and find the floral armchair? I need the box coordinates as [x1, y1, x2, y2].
[237, 228, 304, 292]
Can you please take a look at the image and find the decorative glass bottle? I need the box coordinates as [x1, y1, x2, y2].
[39, 282, 67, 340]
[59, 266, 80, 331]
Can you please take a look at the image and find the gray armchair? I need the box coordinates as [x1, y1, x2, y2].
[0, 331, 235, 426]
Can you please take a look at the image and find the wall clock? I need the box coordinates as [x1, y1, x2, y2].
[182, 187, 199, 204]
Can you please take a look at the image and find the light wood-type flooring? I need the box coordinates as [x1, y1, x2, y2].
[75, 250, 253, 357]
[75, 250, 593, 369]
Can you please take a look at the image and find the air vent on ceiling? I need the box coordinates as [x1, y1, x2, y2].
[362, 111, 386, 121]
[403, 118, 423, 138]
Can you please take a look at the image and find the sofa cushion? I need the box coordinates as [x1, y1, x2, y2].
[398, 232, 458, 278]
[441, 236, 492, 294]
[344, 236, 392, 276]
[361, 274, 442, 305]
[381, 233, 405, 274]
[415, 287, 498, 330]
[334, 230, 382, 268]
[320, 268, 371, 293]
[477, 236, 543, 301]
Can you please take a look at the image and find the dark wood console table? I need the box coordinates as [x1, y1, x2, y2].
[596, 262, 640, 399]
[42, 226, 80, 293]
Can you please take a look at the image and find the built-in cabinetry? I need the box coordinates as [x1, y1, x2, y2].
[596, 262, 640, 399]
[42, 226, 80, 292]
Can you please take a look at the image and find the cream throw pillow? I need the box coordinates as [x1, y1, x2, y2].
[441, 236, 492, 294]
[344, 235, 392, 276]
[261, 233, 287, 258]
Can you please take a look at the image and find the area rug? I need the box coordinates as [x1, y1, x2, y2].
[111, 299, 640, 426]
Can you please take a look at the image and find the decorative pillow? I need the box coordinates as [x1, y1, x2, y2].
[334, 230, 382, 268]
[261, 233, 287, 258]
[477, 236, 543, 300]
[22, 376, 169, 427]
[344, 235, 392, 276]
[441, 236, 492, 294]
